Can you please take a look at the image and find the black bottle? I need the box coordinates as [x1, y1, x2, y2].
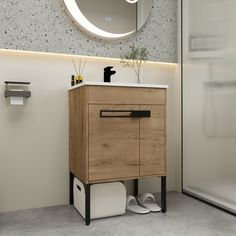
[71, 75, 75, 86]
[104, 66, 116, 83]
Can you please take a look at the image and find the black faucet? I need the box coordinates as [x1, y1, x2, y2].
[104, 66, 116, 83]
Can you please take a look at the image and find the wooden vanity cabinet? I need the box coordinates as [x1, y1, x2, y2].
[69, 85, 166, 184]
[69, 84, 167, 225]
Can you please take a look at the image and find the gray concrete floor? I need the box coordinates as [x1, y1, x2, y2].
[0, 192, 235, 236]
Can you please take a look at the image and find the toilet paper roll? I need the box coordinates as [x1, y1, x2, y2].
[10, 89, 24, 105]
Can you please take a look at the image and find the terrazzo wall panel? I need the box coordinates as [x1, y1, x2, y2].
[0, 0, 178, 62]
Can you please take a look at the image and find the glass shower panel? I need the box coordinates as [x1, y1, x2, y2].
[183, 0, 236, 213]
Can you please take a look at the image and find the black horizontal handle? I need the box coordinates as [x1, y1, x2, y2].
[100, 110, 151, 118]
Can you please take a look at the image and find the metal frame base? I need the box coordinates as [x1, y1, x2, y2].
[69, 172, 91, 225]
[70, 173, 167, 225]
[84, 184, 91, 225]
[69, 172, 74, 205]
[161, 176, 166, 213]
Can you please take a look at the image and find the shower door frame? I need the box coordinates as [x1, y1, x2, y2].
[180, 0, 236, 216]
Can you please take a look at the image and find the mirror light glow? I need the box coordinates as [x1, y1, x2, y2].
[126, 0, 138, 3]
[64, 0, 135, 39]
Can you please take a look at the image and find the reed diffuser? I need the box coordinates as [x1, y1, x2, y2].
[72, 58, 87, 85]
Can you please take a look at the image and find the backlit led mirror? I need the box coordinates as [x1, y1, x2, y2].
[64, 0, 152, 39]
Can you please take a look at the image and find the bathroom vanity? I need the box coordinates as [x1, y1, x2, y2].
[69, 82, 168, 225]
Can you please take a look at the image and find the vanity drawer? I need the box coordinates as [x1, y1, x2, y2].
[88, 86, 166, 105]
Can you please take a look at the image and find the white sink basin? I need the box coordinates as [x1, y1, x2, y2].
[68, 81, 168, 90]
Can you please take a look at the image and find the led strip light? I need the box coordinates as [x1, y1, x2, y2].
[126, 0, 138, 3]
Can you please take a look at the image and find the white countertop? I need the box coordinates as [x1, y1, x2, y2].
[68, 81, 168, 90]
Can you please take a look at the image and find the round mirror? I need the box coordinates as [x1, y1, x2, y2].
[64, 0, 152, 39]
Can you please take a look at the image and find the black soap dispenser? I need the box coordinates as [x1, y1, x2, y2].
[104, 66, 116, 83]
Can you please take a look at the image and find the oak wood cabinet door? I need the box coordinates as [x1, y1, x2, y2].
[88, 104, 140, 182]
[140, 105, 166, 176]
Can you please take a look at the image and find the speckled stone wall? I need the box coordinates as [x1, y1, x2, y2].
[0, 0, 177, 62]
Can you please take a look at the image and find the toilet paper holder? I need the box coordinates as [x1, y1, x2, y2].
[4, 81, 31, 98]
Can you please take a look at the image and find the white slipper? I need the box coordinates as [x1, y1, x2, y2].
[126, 195, 150, 214]
[138, 193, 161, 212]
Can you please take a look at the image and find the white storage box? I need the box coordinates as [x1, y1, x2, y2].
[73, 177, 126, 219]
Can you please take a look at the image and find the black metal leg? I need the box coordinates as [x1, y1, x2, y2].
[133, 179, 138, 197]
[85, 184, 91, 225]
[161, 176, 166, 213]
[69, 172, 74, 205]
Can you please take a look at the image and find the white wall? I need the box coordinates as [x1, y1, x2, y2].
[0, 50, 178, 213]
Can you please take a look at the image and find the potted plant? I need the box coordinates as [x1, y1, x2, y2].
[120, 44, 149, 84]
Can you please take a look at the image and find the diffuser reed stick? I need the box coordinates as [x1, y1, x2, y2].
[72, 58, 87, 75]
[80, 59, 87, 75]
[72, 59, 79, 77]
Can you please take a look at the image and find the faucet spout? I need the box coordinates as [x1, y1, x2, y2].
[104, 66, 116, 83]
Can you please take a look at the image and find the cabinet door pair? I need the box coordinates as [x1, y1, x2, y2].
[89, 104, 166, 182]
